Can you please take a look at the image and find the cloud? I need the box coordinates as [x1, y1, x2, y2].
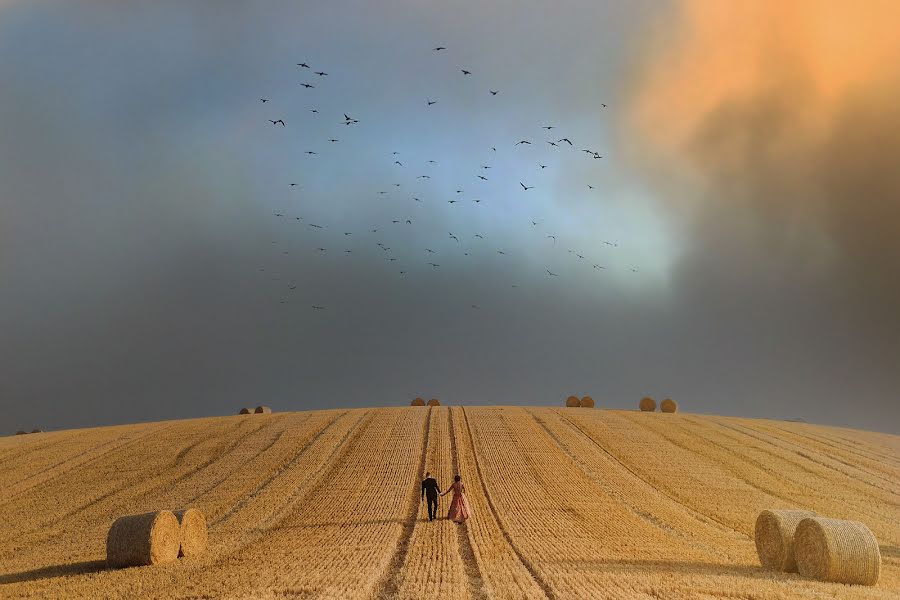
[621, 0, 900, 427]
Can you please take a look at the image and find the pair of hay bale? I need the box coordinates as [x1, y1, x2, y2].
[755, 509, 880, 585]
[637, 397, 678, 412]
[410, 398, 441, 406]
[107, 508, 207, 568]
[238, 406, 272, 415]
[565, 396, 595, 408]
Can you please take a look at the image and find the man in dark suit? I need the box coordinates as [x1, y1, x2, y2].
[421, 472, 441, 521]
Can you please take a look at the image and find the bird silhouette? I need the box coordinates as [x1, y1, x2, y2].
[481, 165, 491, 169]
[394, 160, 403, 166]
[474, 234, 484, 239]
[592, 264, 606, 270]
[310, 109, 319, 113]
[428, 160, 437, 164]
[297, 63, 310, 68]
[316, 247, 326, 252]
[315, 71, 328, 76]
[547, 270, 558, 276]
[520, 182, 534, 190]
[587, 184, 594, 189]
[305, 151, 316, 155]
[539, 164, 547, 169]
[516, 140, 531, 145]
[448, 200, 457, 204]
[547, 141, 559, 147]
[490, 90, 499, 95]
[328, 138, 339, 143]
[478, 175, 488, 180]
[289, 183, 299, 187]
[268, 119, 286, 127]
[300, 83, 315, 89]
[473, 199, 481, 203]
[582, 149, 594, 155]
[428, 262, 439, 267]
[542, 126, 554, 130]
[425, 248, 435, 253]
[461, 69, 471, 75]
[259, 98, 269, 103]
[547, 235, 557, 245]
[601, 103, 607, 108]
[309, 224, 324, 229]
[497, 250, 507, 255]
[406, 219, 412, 224]
[593, 153, 602, 159]
[274, 213, 284, 217]
[450, 233, 459, 242]
[433, 46, 446, 51]
[427, 99, 437, 106]
[531, 220, 539, 226]
[417, 175, 431, 179]
[558, 138, 573, 145]
[344, 232, 352, 236]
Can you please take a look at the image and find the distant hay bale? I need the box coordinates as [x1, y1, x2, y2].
[173, 508, 208, 558]
[238, 408, 252, 415]
[411, 397, 426, 406]
[660, 398, 678, 413]
[580, 396, 595, 408]
[254, 406, 272, 414]
[795, 517, 881, 585]
[639, 396, 656, 411]
[15, 430, 27, 435]
[566, 396, 581, 407]
[427, 398, 441, 406]
[106, 510, 180, 568]
[30, 429, 43, 433]
[755, 509, 817, 572]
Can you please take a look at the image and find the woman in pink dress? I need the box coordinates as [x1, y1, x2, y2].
[441, 475, 472, 523]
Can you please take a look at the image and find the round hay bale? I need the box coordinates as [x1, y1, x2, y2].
[30, 429, 43, 433]
[427, 398, 441, 406]
[238, 407, 252, 415]
[660, 398, 678, 413]
[639, 396, 656, 411]
[254, 406, 272, 414]
[755, 509, 817, 572]
[173, 508, 208, 558]
[15, 430, 27, 435]
[565, 395, 580, 407]
[106, 510, 180, 568]
[411, 397, 426, 406]
[795, 517, 881, 585]
[580, 396, 595, 408]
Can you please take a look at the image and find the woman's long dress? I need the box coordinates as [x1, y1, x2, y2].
[446, 481, 472, 523]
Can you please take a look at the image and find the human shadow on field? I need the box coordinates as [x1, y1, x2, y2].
[546, 558, 792, 579]
[0, 559, 106, 585]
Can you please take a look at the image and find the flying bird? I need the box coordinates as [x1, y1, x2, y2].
[310, 109, 319, 113]
[300, 83, 315, 89]
[601, 103, 607, 108]
[328, 138, 339, 143]
[474, 234, 484, 239]
[593, 153, 603, 159]
[547, 235, 557, 245]
[305, 151, 316, 155]
[539, 164, 547, 169]
[489, 90, 499, 95]
[461, 69, 471, 75]
[515, 140, 531, 145]
[547, 270, 558, 276]
[520, 182, 533, 191]
[587, 184, 594, 189]
[497, 250, 507, 255]
[547, 141, 559, 147]
[428, 262, 440, 267]
[394, 160, 403, 166]
[425, 248, 435, 253]
[448, 200, 457, 204]
[478, 175, 488, 180]
[289, 183, 299, 187]
[315, 71, 328, 76]
[450, 233, 459, 242]
[259, 98, 269, 103]
[582, 149, 594, 155]
[433, 46, 446, 51]
[558, 138, 573, 145]
[542, 126, 554, 130]
[428, 160, 437, 164]
[268, 119, 285, 127]
[417, 175, 431, 179]
[427, 99, 437, 106]
[297, 62, 310, 68]
[481, 165, 491, 169]
[309, 223, 324, 229]
[592, 264, 606, 270]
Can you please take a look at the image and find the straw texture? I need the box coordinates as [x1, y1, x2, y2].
[795, 517, 881, 585]
[254, 406, 272, 414]
[580, 396, 595, 408]
[426, 398, 441, 406]
[660, 398, 678, 413]
[639, 397, 656, 411]
[106, 510, 180, 568]
[174, 508, 208, 558]
[754, 509, 817, 572]
[566, 396, 581, 407]
[411, 397, 426, 406]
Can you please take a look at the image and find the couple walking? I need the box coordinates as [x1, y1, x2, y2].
[421, 472, 471, 523]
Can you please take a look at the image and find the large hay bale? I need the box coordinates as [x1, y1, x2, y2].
[660, 398, 678, 413]
[565, 395, 580, 407]
[755, 509, 817, 572]
[411, 397, 426, 406]
[427, 398, 441, 406]
[238, 408, 252, 415]
[254, 406, 272, 414]
[639, 396, 656, 411]
[795, 517, 881, 585]
[173, 508, 208, 558]
[580, 396, 595, 408]
[106, 510, 180, 568]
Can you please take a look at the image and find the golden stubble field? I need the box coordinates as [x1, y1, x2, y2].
[0, 406, 898, 599]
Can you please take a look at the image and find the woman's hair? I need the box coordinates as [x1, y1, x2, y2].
[454, 475, 461, 482]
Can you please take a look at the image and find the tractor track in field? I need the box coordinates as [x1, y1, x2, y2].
[462, 407, 557, 600]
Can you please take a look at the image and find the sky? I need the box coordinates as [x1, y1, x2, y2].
[1, 0, 898, 435]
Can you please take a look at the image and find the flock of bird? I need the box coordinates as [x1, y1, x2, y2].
[258, 47, 634, 311]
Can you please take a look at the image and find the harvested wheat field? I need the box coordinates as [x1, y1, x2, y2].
[0, 407, 898, 599]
